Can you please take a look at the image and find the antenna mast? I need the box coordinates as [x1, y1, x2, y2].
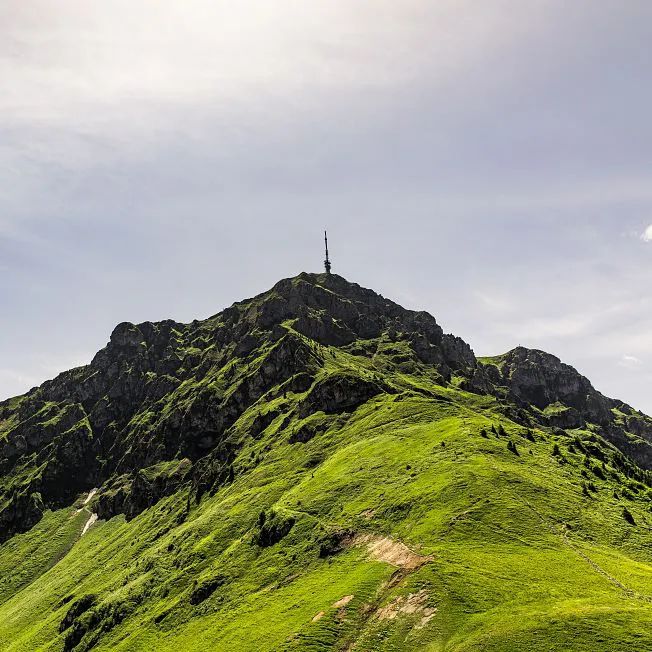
[324, 230, 332, 275]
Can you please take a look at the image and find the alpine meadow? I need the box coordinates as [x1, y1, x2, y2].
[3, 2, 652, 651]
[1, 273, 652, 651]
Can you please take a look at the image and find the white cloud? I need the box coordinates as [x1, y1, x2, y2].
[620, 354, 643, 369]
[641, 225, 652, 242]
[0, 1, 542, 133]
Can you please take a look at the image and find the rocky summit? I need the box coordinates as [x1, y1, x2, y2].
[1, 272, 652, 652]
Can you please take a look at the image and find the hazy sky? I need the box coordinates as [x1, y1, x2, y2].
[2, 1, 652, 412]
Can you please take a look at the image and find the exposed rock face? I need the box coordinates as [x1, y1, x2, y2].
[483, 346, 652, 466]
[0, 490, 43, 543]
[1, 273, 652, 543]
[493, 347, 612, 422]
[298, 374, 390, 417]
[244, 274, 484, 381]
[0, 273, 484, 540]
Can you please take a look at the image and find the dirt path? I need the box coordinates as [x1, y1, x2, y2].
[524, 499, 652, 604]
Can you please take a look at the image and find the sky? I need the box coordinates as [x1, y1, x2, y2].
[1, 1, 652, 412]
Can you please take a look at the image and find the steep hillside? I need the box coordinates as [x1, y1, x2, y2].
[1, 272, 652, 652]
[481, 347, 652, 466]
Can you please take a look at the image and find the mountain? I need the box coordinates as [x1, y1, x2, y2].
[1, 272, 652, 652]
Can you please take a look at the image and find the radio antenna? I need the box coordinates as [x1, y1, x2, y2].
[324, 230, 332, 275]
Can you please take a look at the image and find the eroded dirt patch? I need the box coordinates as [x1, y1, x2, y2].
[376, 589, 437, 627]
[354, 534, 431, 570]
[332, 594, 354, 608]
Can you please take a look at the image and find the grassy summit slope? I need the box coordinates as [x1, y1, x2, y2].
[1, 274, 652, 651]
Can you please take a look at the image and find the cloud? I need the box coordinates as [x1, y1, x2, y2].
[619, 354, 643, 369]
[0, 1, 540, 132]
[2, 1, 652, 418]
[641, 225, 652, 242]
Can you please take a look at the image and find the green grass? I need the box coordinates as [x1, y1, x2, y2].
[2, 344, 652, 651]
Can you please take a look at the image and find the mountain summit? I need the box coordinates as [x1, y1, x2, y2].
[1, 273, 652, 651]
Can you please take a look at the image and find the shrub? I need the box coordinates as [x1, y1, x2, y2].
[623, 507, 636, 526]
[254, 512, 296, 547]
[507, 440, 519, 456]
[190, 576, 226, 605]
[592, 465, 605, 480]
[59, 595, 97, 633]
[318, 530, 354, 558]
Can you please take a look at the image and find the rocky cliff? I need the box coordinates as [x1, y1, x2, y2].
[3, 272, 652, 652]
[482, 346, 652, 465]
[1, 273, 651, 543]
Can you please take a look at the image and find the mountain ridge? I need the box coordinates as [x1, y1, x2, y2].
[1, 272, 652, 651]
[2, 272, 652, 540]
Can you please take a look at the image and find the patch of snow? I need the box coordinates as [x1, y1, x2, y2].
[81, 513, 98, 536]
[76, 488, 98, 513]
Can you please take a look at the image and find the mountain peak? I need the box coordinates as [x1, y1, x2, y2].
[3, 273, 652, 651]
[220, 272, 455, 358]
[2, 274, 652, 539]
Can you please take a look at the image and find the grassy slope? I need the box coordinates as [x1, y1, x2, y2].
[1, 347, 652, 651]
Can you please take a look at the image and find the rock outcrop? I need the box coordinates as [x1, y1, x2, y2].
[1, 272, 652, 543]
[0, 273, 485, 540]
[482, 346, 652, 466]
